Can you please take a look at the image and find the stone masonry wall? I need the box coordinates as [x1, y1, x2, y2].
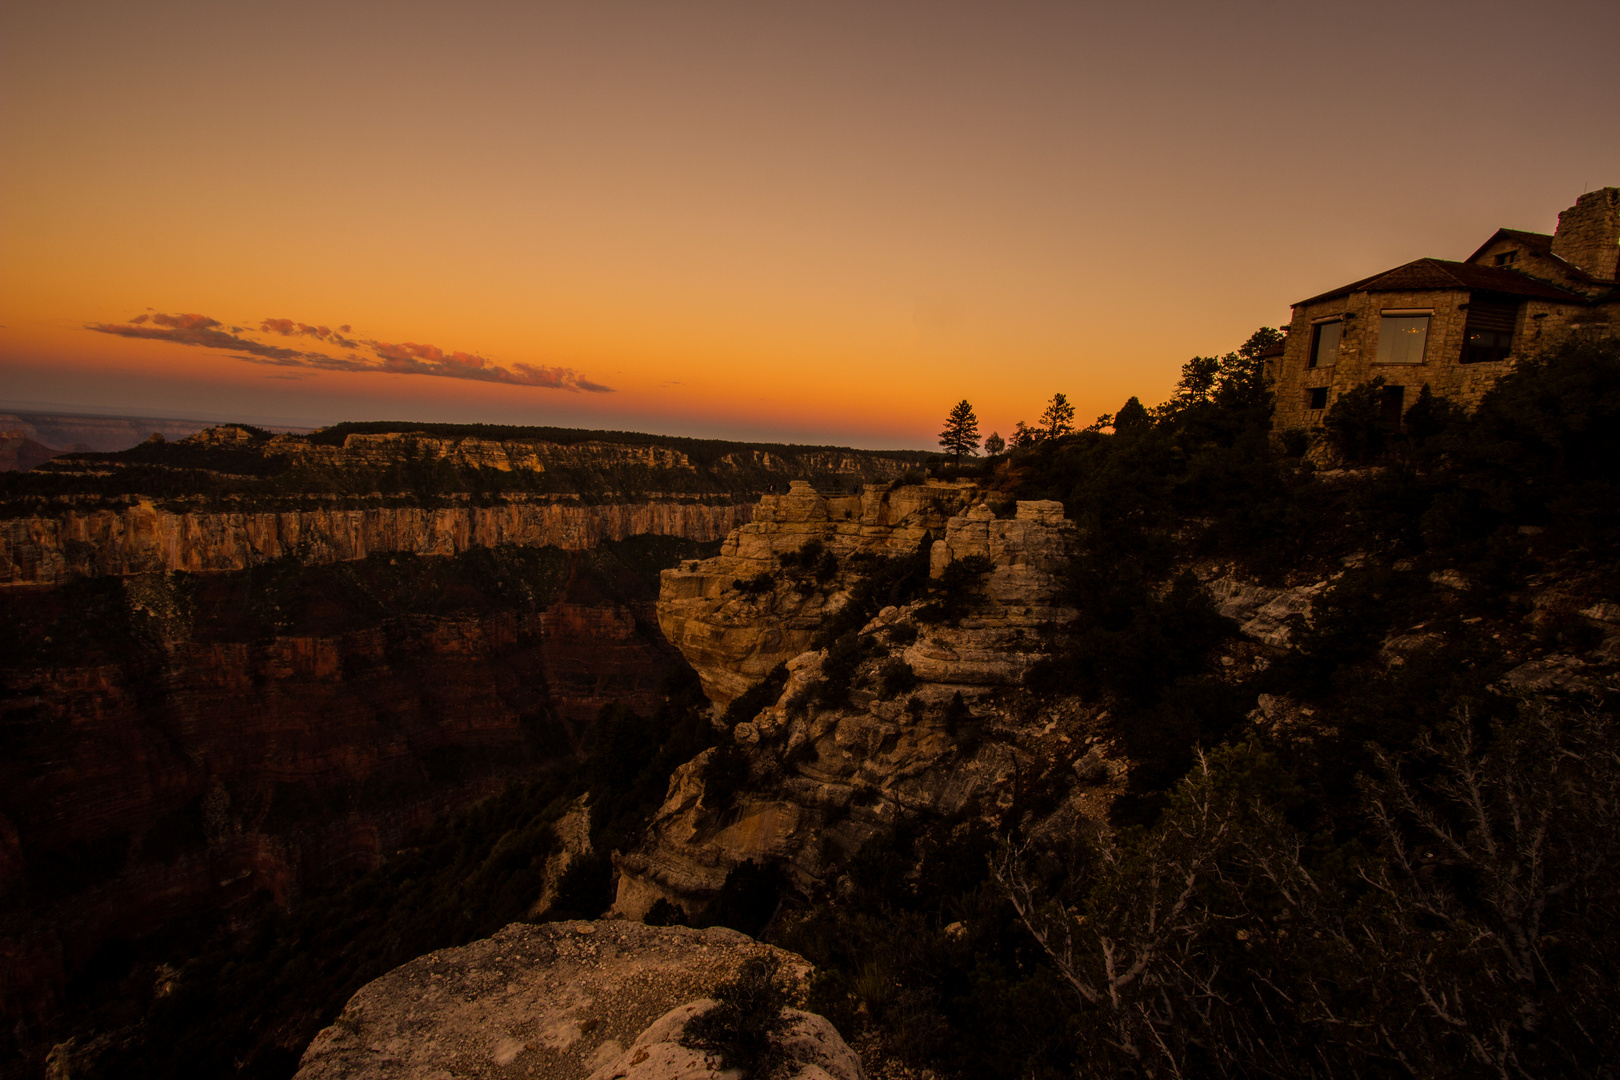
[1272, 287, 1596, 433]
[1551, 187, 1620, 283]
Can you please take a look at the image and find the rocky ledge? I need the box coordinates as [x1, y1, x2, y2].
[294, 920, 861, 1080]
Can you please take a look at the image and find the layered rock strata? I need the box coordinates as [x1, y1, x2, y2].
[1, 498, 748, 586]
[0, 552, 683, 1033]
[618, 486, 1089, 918]
[655, 480, 977, 708]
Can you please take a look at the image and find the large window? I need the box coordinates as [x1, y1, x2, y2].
[1309, 319, 1342, 368]
[1461, 294, 1520, 364]
[1376, 311, 1430, 364]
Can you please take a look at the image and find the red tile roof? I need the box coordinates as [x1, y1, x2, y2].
[1294, 258, 1588, 307]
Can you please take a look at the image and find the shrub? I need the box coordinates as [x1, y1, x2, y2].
[679, 954, 795, 1079]
[734, 572, 775, 595]
[877, 658, 918, 698]
[1322, 377, 1395, 464]
[701, 743, 752, 810]
[643, 897, 689, 927]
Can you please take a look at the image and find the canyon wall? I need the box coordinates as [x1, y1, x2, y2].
[0, 497, 751, 585]
[0, 543, 690, 1040]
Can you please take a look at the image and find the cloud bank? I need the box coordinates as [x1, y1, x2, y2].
[88, 312, 613, 393]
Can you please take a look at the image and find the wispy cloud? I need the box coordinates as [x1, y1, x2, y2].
[87, 311, 613, 393]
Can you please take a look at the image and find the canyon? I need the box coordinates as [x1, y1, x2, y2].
[0, 425, 923, 1072]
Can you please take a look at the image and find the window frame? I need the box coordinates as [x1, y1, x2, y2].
[1308, 317, 1343, 369]
[1375, 309, 1432, 365]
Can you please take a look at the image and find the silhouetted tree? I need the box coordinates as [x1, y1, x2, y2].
[938, 400, 980, 461]
[1041, 393, 1075, 439]
[1114, 396, 1151, 434]
[984, 431, 1006, 456]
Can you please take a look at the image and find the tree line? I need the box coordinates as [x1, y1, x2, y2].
[937, 327, 1282, 462]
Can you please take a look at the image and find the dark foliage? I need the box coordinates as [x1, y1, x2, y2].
[810, 544, 932, 649]
[678, 955, 795, 1079]
[702, 743, 754, 810]
[779, 817, 1079, 1079]
[1000, 705, 1620, 1079]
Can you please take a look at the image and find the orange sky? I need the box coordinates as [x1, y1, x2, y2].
[3, 0, 1617, 449]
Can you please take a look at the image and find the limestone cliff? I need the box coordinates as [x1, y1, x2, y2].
[1, 496, 748, 585]
[616, 483, 1102, 919]
[655, 479, 977, 708]
[3, 424, 927, 586]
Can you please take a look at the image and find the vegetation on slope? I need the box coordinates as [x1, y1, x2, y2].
[769, 333, 1620, 1078]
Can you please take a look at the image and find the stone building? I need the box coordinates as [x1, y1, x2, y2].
[1269, 187, 1619, 434]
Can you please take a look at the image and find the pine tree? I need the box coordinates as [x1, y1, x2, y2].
[1041, 393, 1075, 439]
[984, 431, 1006, 456]
[938, 400, 980, 462]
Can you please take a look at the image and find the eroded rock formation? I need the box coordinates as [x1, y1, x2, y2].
[617, 484, 1099, 919]
[655, 479, 977, 708]
[292, 920, 859, 1080]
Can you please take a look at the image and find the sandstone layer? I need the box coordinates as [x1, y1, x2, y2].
[0, 499, 749, 586]
[655, 480, 977, 708]
[293, 920, 858, 1080]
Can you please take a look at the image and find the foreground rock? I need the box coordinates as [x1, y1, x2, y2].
[587, 999, 861, 1080]
[294, 920, 858, 1080]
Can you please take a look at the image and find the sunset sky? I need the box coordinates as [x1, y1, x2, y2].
[3, 0, 1617, 449]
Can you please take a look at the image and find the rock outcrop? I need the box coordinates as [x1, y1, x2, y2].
[656, 480, 977, 708]
[618, 484, 1093, 918]
[293, 920, 859, 1080]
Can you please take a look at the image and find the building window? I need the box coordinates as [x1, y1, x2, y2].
[1462, 293, 1520, 364]
[1309, 319, 1342, 368]
[1494, 250, 1518, 266]
[1376, 311, 1430, 364]
[1307, 386, 1329, 410]
[1381, 385, 1406, 425]
[1463, 329, 1514, 364]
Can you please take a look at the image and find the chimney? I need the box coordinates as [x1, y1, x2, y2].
[1551, 187, 1620, 282]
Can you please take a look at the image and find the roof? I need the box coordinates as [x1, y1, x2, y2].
[1464, 228, 1554, 264]
[1294, 257, 1588, 307]
[1257, 340, 1287, 358]
[1465, 227, 1611, 287]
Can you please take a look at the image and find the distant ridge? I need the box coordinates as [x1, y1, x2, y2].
[0, 408, 315, 454]
[305, 419, 935, 463]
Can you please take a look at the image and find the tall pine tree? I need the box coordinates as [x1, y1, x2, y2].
[938, 400, 980, 462]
